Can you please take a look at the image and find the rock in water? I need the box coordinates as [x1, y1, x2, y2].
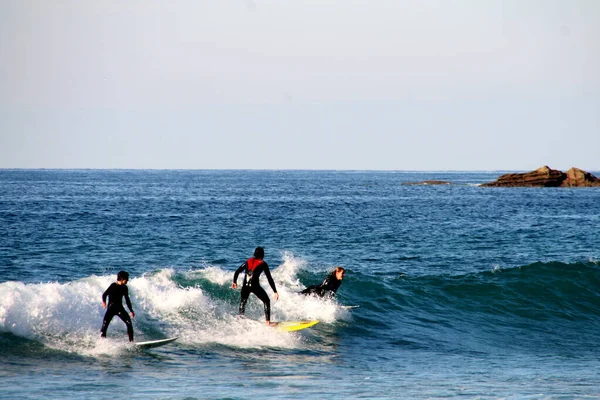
[563, 167, 600, 187]
[482, 166, 600, 187]
[481, 166, 565, 187]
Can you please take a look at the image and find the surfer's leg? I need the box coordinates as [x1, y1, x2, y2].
[300, 285, 318, 296]
[116, 309, 134, 342]
[253, 286, 271, 322]
[239, 286, 251, 316]
[100, 309, 116, 337]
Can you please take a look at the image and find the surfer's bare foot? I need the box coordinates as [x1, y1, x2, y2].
[266, 321, 277, 327]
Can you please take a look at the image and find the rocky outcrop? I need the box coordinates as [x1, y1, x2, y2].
[563, 167, 600, 187]
[482, 166, 600, 187]
[482, 166, 565, 187]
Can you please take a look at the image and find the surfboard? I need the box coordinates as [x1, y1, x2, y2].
[273, 320, 319, 332]
[134, 337, 178, 349]
[340, 305, 360, 310]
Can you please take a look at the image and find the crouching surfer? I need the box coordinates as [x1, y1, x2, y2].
[100, 270, 135, 342]
[232, 247, 279, 326]
[300, 266, 345, 299]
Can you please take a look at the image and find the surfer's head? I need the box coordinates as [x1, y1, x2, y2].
[117, 270, 130, 283]
[253, 247, 264, 259]
[334, 266, 345, 281]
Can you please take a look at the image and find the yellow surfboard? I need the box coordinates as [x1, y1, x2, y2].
[274, 320, 319, 332]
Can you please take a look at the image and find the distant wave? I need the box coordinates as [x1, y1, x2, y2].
[342, 260, 600, 356]
[396, 261, 600, 321]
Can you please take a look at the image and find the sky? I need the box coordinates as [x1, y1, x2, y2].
[0, 0, 598, 171]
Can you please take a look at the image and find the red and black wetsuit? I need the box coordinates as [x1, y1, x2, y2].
[233, 257, 278, 321]
[100, 282, 134, 341]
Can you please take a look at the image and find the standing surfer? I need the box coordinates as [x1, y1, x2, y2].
[300, 266, 345, 299]
[232, 247, 279, 326]
[100, 270, 135, 342]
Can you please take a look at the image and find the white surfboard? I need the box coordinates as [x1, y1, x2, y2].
[134, 337, 178, 349]
[340, 305, 359, 310]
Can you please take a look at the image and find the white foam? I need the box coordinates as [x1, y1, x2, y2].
[134, 268, 208, 315]
[0, 275, 119, 355]
[0, 255, 350, 356]
[191, 265, 232, 285]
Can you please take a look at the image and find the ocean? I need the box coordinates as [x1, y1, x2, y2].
[1, 169, 599, 399]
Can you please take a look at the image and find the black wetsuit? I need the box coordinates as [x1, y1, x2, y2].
[233, 257, 278, 321]
[301, 273, 342, 299]
[100, 282, 134, 341]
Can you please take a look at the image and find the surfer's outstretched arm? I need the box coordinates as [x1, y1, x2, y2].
[232, 262, 247, 289]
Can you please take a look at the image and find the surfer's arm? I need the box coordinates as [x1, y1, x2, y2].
[123, 286, 134, 317]
[101, 283, 113, 307]
[263, 263, 278, 300]
[232, 262, 246, 288]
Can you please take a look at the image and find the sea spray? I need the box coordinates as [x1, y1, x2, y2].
[0, 257, 354, 356]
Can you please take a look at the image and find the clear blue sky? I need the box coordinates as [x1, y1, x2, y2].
[1, 0, 598, 171]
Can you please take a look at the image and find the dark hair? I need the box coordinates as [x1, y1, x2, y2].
[117, 271, 129, 281]
[253, 247, 264, 259]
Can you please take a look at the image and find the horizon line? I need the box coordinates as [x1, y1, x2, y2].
[2, 167, 599, 173]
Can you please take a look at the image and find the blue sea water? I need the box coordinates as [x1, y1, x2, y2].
[1, 169, 599, 399]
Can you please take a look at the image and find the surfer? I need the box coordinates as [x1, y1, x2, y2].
[232, 247, 279, 326]
[100, 270, 135, 342]
[300, 266, 345, 299]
